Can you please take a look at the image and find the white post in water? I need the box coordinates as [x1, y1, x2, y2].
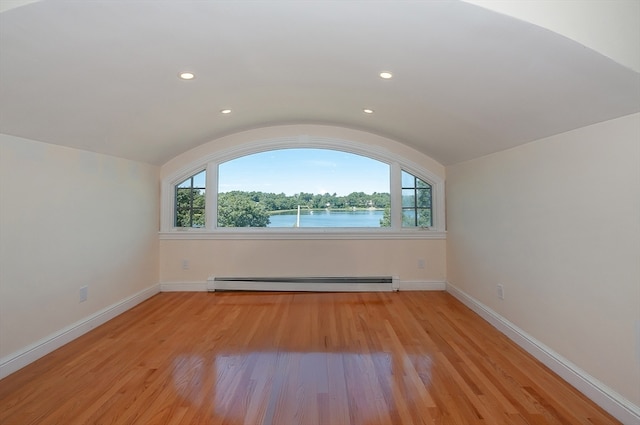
[296, 205, 301, 227]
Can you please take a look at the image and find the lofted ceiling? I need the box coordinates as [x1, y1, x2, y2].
[0, 0, 638, 166]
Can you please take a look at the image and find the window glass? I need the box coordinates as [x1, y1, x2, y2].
[401, 170, 432, 228]
[217, 149, 390, 228]
[175, 170, 206, 227]
[169, 149, 442, 233]
[401, 189, 415, 207]
[401, 172, 415, 187]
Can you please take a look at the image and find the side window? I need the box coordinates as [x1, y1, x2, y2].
[175, 170, 206, 227]
[401, 170, 432, 228]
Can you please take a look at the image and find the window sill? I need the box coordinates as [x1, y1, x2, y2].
[159, 228, 446, 240]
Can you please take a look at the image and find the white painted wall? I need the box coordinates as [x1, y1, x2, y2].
[160, 238, 446, 285]
[0, 135, 160, 359]
[446, 113, 640, 406]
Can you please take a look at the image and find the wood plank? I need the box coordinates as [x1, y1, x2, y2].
[0, 292, 622, 424]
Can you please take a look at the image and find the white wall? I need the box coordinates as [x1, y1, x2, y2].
[0, 135, 160, 360]
[160, 238, 446, 286]
[446, 113, 640, 406]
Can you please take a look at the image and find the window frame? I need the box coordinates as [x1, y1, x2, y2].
[401, 171, 432, 228]
[175, 169, 207, 228]
[160, 137, 445, 240]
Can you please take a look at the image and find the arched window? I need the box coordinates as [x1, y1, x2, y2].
[161, 137, 445, 239]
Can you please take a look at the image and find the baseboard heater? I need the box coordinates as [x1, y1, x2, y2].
[207, 276, 399, 292]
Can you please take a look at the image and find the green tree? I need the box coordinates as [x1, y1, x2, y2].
[370, 192, 391, 208]
[176, 188, 205, 227]
[380, 207, 391, 227]
[217, 192, 270, 227]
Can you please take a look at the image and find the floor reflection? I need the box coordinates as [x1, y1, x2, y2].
[172, 350, 433, 424]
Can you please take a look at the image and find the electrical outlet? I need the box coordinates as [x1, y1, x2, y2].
[496, 284, 504, 300]
[79, 286, 88, 303]
[182, 259, 189, 270]
[418, 259, 425, 269]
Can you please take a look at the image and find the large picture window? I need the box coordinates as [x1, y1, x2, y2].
[217, 149, 390, 228]
[161, 136, 445, 238]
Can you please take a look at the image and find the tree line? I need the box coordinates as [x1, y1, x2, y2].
[223, 190, 390, 212]
[218, 191, 390, 227]
[176, 189, 391, 227]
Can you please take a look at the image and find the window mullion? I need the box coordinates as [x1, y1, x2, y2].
[390, 162, 402, 230]
[189, 177, 195, 227]
[205, 162, 217, 231]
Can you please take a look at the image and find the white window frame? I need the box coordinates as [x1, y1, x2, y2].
[160, 136, 445, 240]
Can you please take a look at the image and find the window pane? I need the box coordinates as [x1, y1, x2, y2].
[191, 209, 206, 227]
[417, 209, 432, 227]
[401, 170, 432, 228]
[193, 189, 205, 208]
[218, 149, 390, 227]
[175, 171, 206, 228]
[401, 171, 415, 187]
[402, 209, 416, 227]
[417, 178, 430, 189]
[192, 170, 206, 188]
[416, 188, 431, 208]
[176, 188, 192, 209]
[402, 189, 415, 207]
[175, 210, 191, 227]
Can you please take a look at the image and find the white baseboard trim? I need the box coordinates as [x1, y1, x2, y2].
[0, 284, 160, 380]
[446, 282, 640, 425]
[399, 280, 446, 291]
[160, 281, 208, 292]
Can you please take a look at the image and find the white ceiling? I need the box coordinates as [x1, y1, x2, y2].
[1, 0, 638, 166]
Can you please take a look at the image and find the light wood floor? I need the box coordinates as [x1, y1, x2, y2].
[0, 291, 620, 425]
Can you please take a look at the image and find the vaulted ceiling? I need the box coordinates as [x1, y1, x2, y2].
[1, 0, 638, 165]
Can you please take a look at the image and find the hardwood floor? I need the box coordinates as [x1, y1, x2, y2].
[0, 291, 620, 425]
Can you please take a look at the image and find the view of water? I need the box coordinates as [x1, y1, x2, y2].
[268, 209, 385, 227]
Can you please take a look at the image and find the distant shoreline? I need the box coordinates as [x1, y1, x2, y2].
[269, 207, 385, 214]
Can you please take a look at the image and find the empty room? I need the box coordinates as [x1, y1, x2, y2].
[0, 1, 638, 424]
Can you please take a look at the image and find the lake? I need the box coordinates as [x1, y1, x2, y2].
[268, 209, 385, 227]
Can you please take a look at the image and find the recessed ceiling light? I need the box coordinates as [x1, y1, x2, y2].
[363, 108, 374, 114]
[179, 72, 195, 80]
[379, 72, 393, 79]
[220, 109, 232, 114]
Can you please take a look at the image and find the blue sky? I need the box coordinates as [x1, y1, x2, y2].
[218, 149, 390, 196]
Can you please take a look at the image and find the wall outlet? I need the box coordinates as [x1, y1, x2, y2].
[496, 284, 504, 300]
[182, 259, 189, 270]
[418, 259, 425, 269]
[79, 286, 88, 303]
